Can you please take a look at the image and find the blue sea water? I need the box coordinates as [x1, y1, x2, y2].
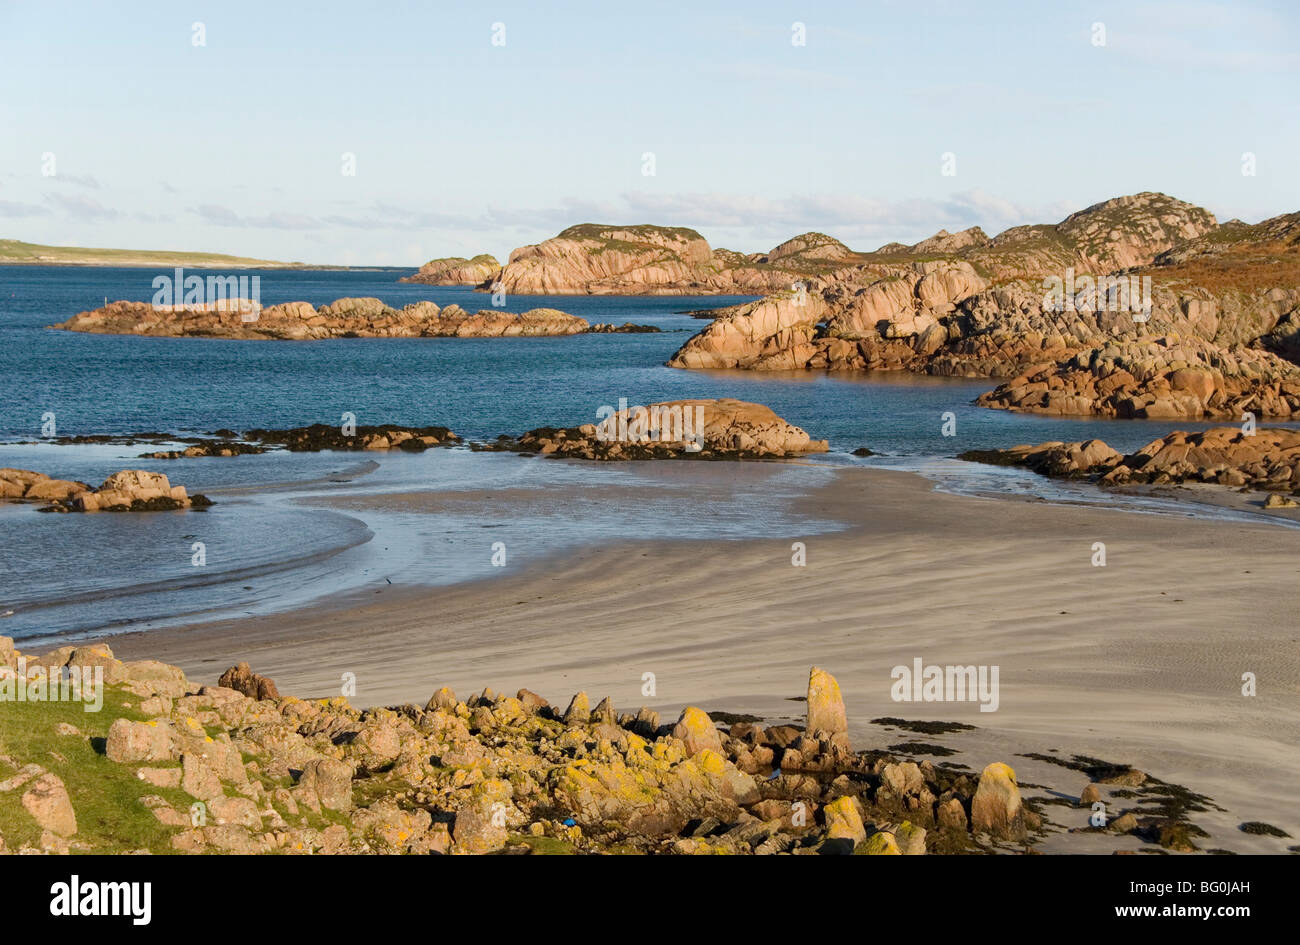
[0, 264, 1292, 644]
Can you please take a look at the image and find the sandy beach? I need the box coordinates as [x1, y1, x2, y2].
[96, 463, 1300, 853]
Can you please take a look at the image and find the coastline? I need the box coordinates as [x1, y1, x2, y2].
[87, 463, 1300, 852]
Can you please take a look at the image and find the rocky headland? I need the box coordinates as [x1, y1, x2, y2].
[961, 427, 1300, 497]
[2, 646, 1221, 855]
[658, 195, 1300, 420]
[0, 469, 211, 512]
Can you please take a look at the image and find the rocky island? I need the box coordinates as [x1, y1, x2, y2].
[398, 254, 501, 286]
[481, 399, 829, 460]
[53, 297, 592, 340]
[0, 469, 211, 512]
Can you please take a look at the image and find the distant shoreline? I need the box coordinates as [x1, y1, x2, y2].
[0, 260, 381, 271]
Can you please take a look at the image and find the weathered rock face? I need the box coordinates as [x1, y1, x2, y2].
[492, 224, 850, 296]
[485, 399, 829, 460]
[975, 336, 1300, 419]
[52, 297, 589, 340]
[399, 254, 501, 286]
[2, 467, 213, 513]
[661, 193, 1300, 421]
[961, 427, 1300, 495]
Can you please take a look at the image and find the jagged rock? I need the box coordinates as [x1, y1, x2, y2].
[562, 692, 590, 726]
[426, 686, 458, 711]
[217, 662, 280, 701]
[591, 696, 616, 726]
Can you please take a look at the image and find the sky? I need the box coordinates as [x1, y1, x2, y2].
[1, 0, 1297, 265]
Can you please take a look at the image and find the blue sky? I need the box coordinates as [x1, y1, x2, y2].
[1, 0, 1296, 265]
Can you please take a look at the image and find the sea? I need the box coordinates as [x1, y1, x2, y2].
[1, 265, 1293, 645]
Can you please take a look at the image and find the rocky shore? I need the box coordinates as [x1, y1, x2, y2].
[659, 195, 1300, 421]
[960, 427, 1300, 497]
[3, 644, 1214, 855]
[0, 469, 211, 512]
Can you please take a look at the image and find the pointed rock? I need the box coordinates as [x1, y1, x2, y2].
[562, 691, 590, 726]
[425, 686, 457, 712]
[806, 666, 847, 740]
[592, 696, 616, 726]
[971, 762, 1026, 838]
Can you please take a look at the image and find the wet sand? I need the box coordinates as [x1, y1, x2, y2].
[102, 463, 1300, 852]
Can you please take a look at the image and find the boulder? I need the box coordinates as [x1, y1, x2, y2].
[672, 706, 723, 756]
[105, 719, 175, 763]
[217, 662, 280, 701]
[297, 758, 355, 811]
[21, 773, 77, 837]
[970, 762, 1026, 838]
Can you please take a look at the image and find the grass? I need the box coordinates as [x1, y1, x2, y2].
[0, 685, 194, 852]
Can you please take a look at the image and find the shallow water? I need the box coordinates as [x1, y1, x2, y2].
[1, 265, 1294, 644]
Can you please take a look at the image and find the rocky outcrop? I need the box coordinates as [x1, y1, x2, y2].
[665, 195, 1300, 420]
[961, 427, 1300, 494]
[0, 638, 1054, 854]
[217, 662, 280, 701]
[141, 440, 267, 459]
[481, 399, 828, 460]
[241, 423, 458, 453]
[1, 638, 1232, 854]
[491, 225, 857, 296]
[975, 335, 1300, 419]
[399, 254, 501, 286]
[2, 468, 212, 512]
[52, 298, 589, 340]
